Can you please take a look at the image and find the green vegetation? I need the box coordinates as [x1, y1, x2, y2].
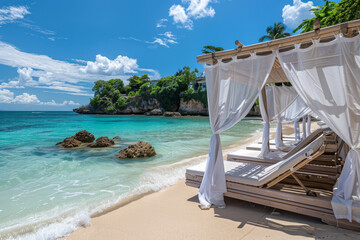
[259, 22, 291, 42]
[294, 0, 360, 33]
[201, 45, 224, 54]
[89, 67, 202, 113]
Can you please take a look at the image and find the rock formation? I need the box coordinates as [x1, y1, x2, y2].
[116, 141, 156, 159]
[88, 137, 115, 148]
[163, 112, 182, 117]
[178, 98, 208, 116]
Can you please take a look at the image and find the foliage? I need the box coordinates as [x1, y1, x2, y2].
[180, 88, 208, 108]
[294, 0, 360, 33]
[137, 82, 153, 100]
[325, 0, 360, 25]
[202, 45, 224, 54]
[106, 106, 116, 113]
[152, 66, 198, 111]
[90, 78, 127, 113]
[127, 74, 151, 93]
[259, 22, 291, 42]
[128, 91, 136, 97]
[293, 1, 337, 33]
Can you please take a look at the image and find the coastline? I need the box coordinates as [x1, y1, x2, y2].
[62, 122, 359, 240]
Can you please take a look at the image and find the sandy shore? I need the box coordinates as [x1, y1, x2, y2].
[63, 123, 358, 240]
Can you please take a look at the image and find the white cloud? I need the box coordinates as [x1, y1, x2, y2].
[0, 89, 80, 106]
[156, 18, 168, 28]
[169, 0, 215, 29]
[145, 31, 178, 48]
[282, 0, 314, 29]
[160, 31, 176, 40]
[0, 6, 30, 24]
[169, 4, 193, 29]
[81, 54, 138, 75]
[0, 89, 14, 103]
[0, 41, 160, 95]
[185, 0, 215, 19]
[13, 92, 40, 104]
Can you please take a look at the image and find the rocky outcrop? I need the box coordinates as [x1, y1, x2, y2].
[145, 108, 163, 116]
[178, 98, 208, 116]
[56, 137, 82, 148]
[120, 96, 160, 114]
[163, 112, 182, 117]
[74, 130, 95, 143]
[88, 137, 115, 148]
[113, 136, 121, 140]
[72, 105, 104, 114]
[56, 130, 95, 148]
[116, 141, 156, 159]
[73, 96, 160, 115]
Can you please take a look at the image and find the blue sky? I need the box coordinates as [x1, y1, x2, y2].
[0, 0, 327, 111]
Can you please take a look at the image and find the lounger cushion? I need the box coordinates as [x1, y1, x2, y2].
[187, 135, 324, 187]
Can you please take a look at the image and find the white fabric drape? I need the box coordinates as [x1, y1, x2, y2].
[278, 33, 360, 222]
[302, 117, 306, 140]
[280, 96, 311, 122]
[200, 53, 276, 208]
[306, 115, 311, 136]
[259, 92, 270, 157]
[259, 85, 299, 152]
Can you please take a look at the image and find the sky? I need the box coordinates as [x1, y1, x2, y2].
[0, 0, 327, 111]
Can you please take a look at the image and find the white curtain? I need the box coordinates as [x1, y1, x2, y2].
[278, 33, 360, 222]
[200, 53, 276, 208]
[306, 115, 311, 136]
[259, 91, 270, 157]
[259, 85, 305, 151]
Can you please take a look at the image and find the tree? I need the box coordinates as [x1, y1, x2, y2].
[324, 0, 360, 27]
[293, 1, 337, 33]
[152, 66, 198, 111]
[259, 22, 291, 42]
[201, 45, 224, 54]
[127, 74, 151, 93]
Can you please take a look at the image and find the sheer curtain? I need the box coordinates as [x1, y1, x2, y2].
[259, 85, 302, 152]
[278, 33, 360, 222]
[200, 53, 276, 208]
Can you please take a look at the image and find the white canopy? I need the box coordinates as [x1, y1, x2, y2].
[199, 53, 276, 208]
[201, 33, 360, 223]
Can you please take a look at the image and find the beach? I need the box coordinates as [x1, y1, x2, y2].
[63, 122, 359, 240]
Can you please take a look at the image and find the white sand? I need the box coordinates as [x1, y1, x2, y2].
[63, 123, 359, 240]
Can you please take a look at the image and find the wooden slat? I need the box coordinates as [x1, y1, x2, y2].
[197, 20, 360, 64]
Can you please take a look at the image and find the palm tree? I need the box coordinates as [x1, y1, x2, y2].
[202, 45, 224, 54]
[259, 22, 291, 42]
[293, 1, 337, 33]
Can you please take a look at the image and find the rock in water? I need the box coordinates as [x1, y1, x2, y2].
[74, 130, 95, 143]
[145, 109, 163, 116]
[113, 136, 121, 140]
[56, 137, 82, 148]
[163, 112, 182, 117]
[116, 141, 156, 159]
[88, 137, 115, 148]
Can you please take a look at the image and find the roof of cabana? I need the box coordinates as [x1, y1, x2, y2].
[197, 20, 360, 83]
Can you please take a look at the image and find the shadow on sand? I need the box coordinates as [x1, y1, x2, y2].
[187, 195, 358, 239]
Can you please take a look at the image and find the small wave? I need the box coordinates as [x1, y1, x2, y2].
[3, 132, 262, 240]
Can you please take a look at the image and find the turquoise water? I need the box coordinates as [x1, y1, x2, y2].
[0, 112, 262, 239]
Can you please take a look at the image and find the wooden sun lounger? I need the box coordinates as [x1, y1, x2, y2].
[185, 136, 360, 231]
[228, 129, 342, 176]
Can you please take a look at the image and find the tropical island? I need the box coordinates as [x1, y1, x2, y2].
[73, 66, 210, 116]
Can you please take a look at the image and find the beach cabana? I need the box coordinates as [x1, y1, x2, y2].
[187, 20, 360, 230]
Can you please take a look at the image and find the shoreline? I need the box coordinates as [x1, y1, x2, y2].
[60, 123, 289, 239]
[62, 123, 359, 240]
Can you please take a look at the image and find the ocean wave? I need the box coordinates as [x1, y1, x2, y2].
[2, 153, 209, 240]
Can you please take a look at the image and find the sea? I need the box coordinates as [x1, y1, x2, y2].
[0, 111, 263, 240]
